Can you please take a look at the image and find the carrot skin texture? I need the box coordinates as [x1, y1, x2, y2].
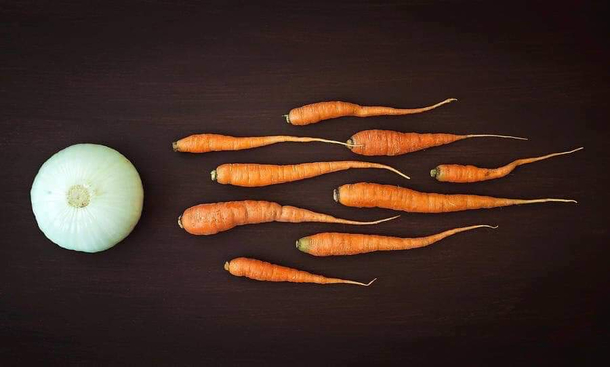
[286, 98, 457, 125]
[348, 130, 526, 156]
[172, 133, 350, 153]
[179, 200, 399, 235]
[224, 257, 375, 286]
[334, 182, 576, 213]
[297, 225, 496, 256]
[431, 147, 584, 183]
[213, 161, 409, 187]
[349, 130, 463, 156]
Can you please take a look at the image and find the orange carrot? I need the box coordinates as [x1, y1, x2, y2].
[172, 133, 353, 153]
[178, 200, 399, 235]
[297, 224, 496, 256]
[285, 98, 456, 125]
[431, 147, 583, 183]
[224, 257, 376, 286]
[212, 161, 409, 187]
[334, 182, 576, 213]
[347, 130, 526, 156]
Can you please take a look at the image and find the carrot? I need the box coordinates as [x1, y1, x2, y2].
[172, 133, 353, 153]
[284, 98, 456, 125]
[297, 224, 496, 256]
[334, 182, 576, 213]
[347, 130, 527, 156]
[178, 200, 400, 235]
[211, 161, 410, 187]
[431, 147, 584, 183]
[224, 257, 376, 286]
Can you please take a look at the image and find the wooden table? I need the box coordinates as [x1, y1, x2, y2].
[1, 1, 608, 365]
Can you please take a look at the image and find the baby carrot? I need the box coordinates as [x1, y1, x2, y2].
[172, 133, 353, 153]
[225, 257, 376, 286]
[334, 182, 576, 213]
[178, 200, 400, 235]
[297, 224, 496, 256]
[212, 161, 410, 187]
[285, 98, 456, 125]
[347, 130, 526, 156]
[431, 147, 584, 183]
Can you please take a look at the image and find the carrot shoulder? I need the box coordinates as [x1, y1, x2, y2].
[285, 98, 457, 125]
[297, 225, 497, 256]
[212, 161, 409, 187]
[178, 200, 399, 235]
[334, 182, 576, 213]
[225, 257, 375, 286]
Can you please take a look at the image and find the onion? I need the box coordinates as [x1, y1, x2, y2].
[31, 144, 144, 253]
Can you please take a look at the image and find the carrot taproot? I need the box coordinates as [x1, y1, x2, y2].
[334, 182, 576, 213]
[284, 98, 457, 125]
[172, 133, 353, 153]
[224, 257, 376, 286]
[178, 200, 400, 235]
[431, 147, 584, 183]
[211, 161, 409, 187]
[347, 130, 527, 156]
[297, 224, 496, 256]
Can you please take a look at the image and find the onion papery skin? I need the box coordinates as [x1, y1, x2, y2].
[31, 144, 144, 253]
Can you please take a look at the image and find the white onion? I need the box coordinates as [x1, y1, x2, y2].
[31, 144, 144, 253]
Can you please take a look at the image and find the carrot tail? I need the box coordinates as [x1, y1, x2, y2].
[285, 136, 357, 148]
[345, 278, 377, 287]
[331, 277, 377, 286]
[359, 98, 457, 116]
[514, 147, 584, 166]
[465, 134, 528, 141]
[320, 214, 401, 226]
[397, 98, 457, 114]
[517, 198, 577, 205]
[371, 163, 410, 180]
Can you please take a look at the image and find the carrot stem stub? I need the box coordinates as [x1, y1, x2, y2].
[431, 147, 584, 183]
[285, 98, 457, 125]
[224, 257, 376, 286]
[334, 182, 576, 213]
[297, 224, 497, 256]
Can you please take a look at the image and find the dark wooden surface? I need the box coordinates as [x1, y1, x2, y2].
[1, 1, 609, 365]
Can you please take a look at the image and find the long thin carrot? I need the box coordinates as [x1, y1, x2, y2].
[172, 133, 353, 153]
[334, 182, 576, 213]
[178, 200, 400, 235]
[224, 257, 376, 286]
[431, 147, 584, 183]
[284, 98, 457, 125]
[211, 161, 410, 187]
[297, 224, 496, 256]
[347, 130, 527, 156]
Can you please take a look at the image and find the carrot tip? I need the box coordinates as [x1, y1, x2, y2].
[210, 170, 217, 181]
[333, 189, 339, 203]
[172, 141, 179, 152]
[178, 215, 183, 228]
[430, 168, 439, 178]
[283, 114, 291, 124]
[364, 278, 377, 287]
[224, 261, 230, 271]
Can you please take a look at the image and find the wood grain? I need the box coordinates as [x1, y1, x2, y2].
[1, 1, 608, 365]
